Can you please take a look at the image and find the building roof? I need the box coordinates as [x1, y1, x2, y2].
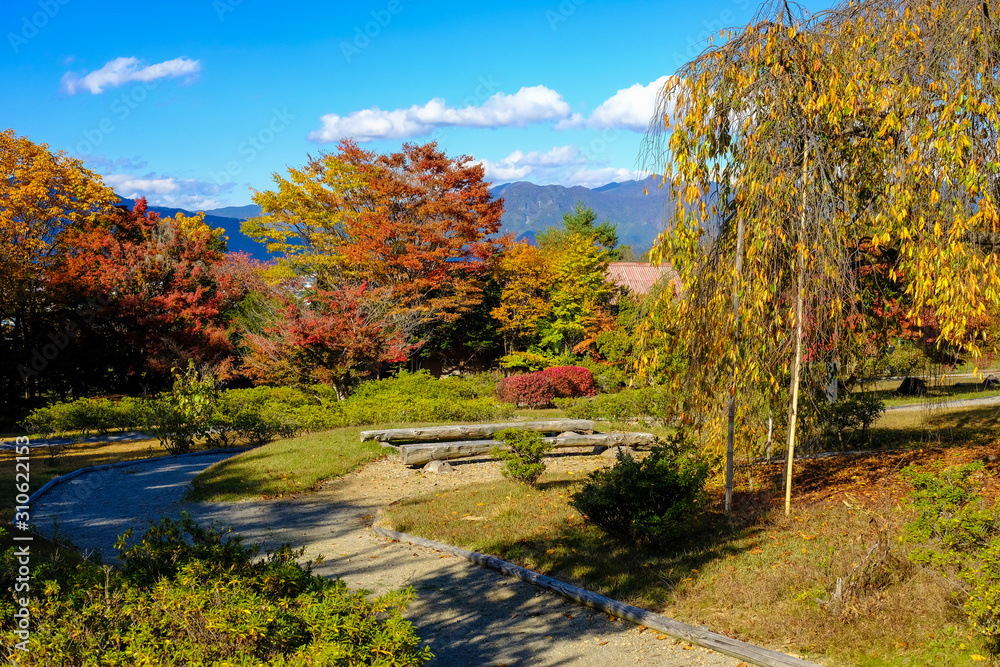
[605, 262, 680, 296]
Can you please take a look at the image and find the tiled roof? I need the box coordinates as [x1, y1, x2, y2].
[605, 262, 680, 296]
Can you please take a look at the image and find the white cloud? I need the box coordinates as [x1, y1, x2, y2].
[103, 172, 232, 210]
[565, 167, 643, 188]
[557, 76, 674, 132]
[309, 86, 572, 143]
[475, 145, 588, 183]
[63, 56, 201, 95]
[85, 155, 149, 173]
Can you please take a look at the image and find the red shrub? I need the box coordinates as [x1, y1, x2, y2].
[495, 366, 596, 407]
[495, 374, 555, 408]
[540, 366, 597, 399]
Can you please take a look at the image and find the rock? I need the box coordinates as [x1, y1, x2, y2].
[601, 446, 637, 459]
[558, 431, 580, 437]
[422, 460, 454, 474]
[897, 377, 927, 396]
[592, 445, 608, 455]
[984, 375, 1000, 389]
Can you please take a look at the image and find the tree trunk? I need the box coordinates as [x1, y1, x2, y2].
[784, 143, 809, 515]
[725, 214, 746, 512]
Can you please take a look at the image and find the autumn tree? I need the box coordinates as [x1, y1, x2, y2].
[640, 0, 1000, 512]
[241, 281, 415, 398]
[46, 199, 261, 389]
[244, 141, 506, 320]
[491, 242, 556, 352]
[242, 140, 507, 383]
[0, 130, 117, 419]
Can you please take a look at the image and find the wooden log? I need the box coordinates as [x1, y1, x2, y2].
[398, 432, 655, 466]
[371, 525, 821, 667]
[360, 420, 595, 443]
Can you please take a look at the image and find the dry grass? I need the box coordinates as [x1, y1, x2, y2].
[383, 441, 1000, 665]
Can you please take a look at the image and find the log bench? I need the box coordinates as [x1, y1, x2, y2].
[360, 420, 595, 443]
[395, 431, 657, 466]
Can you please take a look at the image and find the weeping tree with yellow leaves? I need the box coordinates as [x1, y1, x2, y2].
[639, 0, 1000, 512]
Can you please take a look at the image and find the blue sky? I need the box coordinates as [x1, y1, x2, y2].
[2, 0, 828, 209]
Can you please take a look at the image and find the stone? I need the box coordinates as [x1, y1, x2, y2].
[601, 446, 637, 459]
[897, 377, 927, 396]
[983, 375, 1000, 389]
[422, 460, 454, 474]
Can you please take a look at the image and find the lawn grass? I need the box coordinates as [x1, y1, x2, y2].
[382, 437, 1000, 665]
[187, 427, 395, 502]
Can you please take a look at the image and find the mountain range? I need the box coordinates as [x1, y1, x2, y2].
[119, 177, 676, 261]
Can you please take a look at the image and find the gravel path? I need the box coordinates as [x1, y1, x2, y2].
[885, 394, 1000, 412]
[0, 431, 151, 450]
[32, 450, 749, 667]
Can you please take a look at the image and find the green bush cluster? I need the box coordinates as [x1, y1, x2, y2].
[817, 392, 885, 447]
[22, 371, 513, 454]
[20, 396, 146, 440]
[903, 462, 1000, 652]
[571, 433, 711, 545]
[491, 428, 552, 486]
[555, 385, 674, 425]
[0, 515, 431, 666]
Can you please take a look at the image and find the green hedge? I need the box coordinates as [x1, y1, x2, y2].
[21, 371, 514, 451]
[0, 516, 431, 666]
[555, 385, 674, 424]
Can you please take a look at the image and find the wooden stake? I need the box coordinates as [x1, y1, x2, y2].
[785, 143, 809, 515]
[726, 213, 747, 512]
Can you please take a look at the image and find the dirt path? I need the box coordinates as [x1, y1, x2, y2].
[32, 450, 748, 667]
[885, 394, 1000, 412]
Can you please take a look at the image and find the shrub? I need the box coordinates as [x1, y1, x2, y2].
[818, 393, 886, 447]
[499, 350, 563, 373]
[571, 433, 710, 545]
[556, 385, 673, 424]
[540, 366, 597, 399]
[0, 515, 432, 666]
[902, 462, 1000, 652]
[495, 366, 596, 408]
[205, 392, 296, 449]
[145, 362, 219, 454]
[492, 428, 552, 486]
[22, 396, 150, 440]
[495, 373, 556, 407]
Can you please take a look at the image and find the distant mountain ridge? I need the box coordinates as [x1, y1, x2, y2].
[116, 177, 676, 261]
[492, 175, 673, 250]
[116, 197, 271, 259]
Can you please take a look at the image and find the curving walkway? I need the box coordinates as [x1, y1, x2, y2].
[31, 452, 752, 667]
[885, 394, 1000, 412]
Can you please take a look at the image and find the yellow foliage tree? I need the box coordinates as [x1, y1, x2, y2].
[491, 242, 556, 351]
[640, 0, 1000, 512]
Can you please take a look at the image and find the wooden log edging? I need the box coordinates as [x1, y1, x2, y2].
[371, 524, 822, 667]
[360, 420, 595, 443]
